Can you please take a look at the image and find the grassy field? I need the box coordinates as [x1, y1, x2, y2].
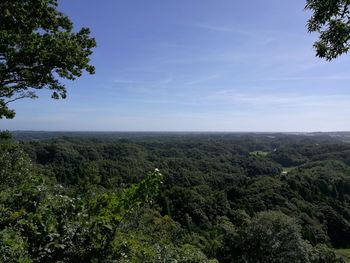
[336, 249, 350, 262]
[281, 166, 297, 174]
[249, 151, 269, 157]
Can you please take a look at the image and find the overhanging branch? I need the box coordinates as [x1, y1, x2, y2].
[3, 91, 37, 105]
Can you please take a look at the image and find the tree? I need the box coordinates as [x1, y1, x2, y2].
[306, 0, 350, 60]
[0, 0, 96, 119]
[236, 211, 311, 263]
[0, 138, 33, 190]
[223, 211, 344, 263]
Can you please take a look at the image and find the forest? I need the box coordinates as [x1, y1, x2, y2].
[1, 131, 350, 262]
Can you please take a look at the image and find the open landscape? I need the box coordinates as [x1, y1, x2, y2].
[2, 0, 350, 262]
[2, 131, 350, 262]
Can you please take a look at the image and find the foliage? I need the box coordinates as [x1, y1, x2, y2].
[0, 138, 32, 190]
[219, 211, 344, 263]
[0, 228, 31, 263]
[234, 211, 311, 263]
[2, 133, 350, 261]
[0, 0, 96, 118]
[336, 248, 350, 262]
[306, 0, 350, 60]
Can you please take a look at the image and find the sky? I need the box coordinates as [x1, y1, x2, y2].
[3, 0, 350, 132]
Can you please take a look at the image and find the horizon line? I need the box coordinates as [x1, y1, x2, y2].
[7, 130, 350, 134]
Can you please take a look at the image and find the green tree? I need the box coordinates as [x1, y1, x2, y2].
[227, 211, 343, 263]
[0, 139, 33, 190]
[0, 229, 31, 263]
[306, 0, 350, 60]
[0, 0, 96, 119]
[242, 211, 310, 262]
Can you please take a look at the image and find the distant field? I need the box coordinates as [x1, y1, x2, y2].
[336, 249, 350, 262]
[250, 151, 269, 157]
[282, 167, 297, 173]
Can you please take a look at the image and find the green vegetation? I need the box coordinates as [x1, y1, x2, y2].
[1, 0, 350, 261]
[0, 0, 96, 119]
[249, 151, 269, 157]
[306, 0, 350, 60]
[1, 132, 349, 262]
[336, 249, 350, 263]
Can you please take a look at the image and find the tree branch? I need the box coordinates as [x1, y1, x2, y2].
[3, 92, 37, 105]
[341, 3, 349, 18]
[0, 89, 16, 98]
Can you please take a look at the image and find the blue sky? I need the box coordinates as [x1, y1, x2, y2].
[3, 0, 350, 131]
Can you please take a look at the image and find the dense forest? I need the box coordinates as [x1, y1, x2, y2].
[1, 131, 350, 262]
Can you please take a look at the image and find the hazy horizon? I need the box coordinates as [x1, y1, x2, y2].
[7, 130, 350, 133]
[2, 0, 350, 131]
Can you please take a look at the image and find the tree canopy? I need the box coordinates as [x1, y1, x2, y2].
[1, 132, 347, 262]
[306, 0, 350, 60]
[0, 0, 96, 119]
